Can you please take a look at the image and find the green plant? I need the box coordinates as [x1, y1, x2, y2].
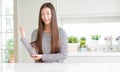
[6, 38, 14, 49]
[91, 35, 101, 40]
[68, 36, 79, 43]
[6, 38, 14, 54]
[80, 37, 86, 48]
[5, 38, 14, 63]
[80, 37, 86, 45]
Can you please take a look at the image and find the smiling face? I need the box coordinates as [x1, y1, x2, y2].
[41, 7, 52, 25]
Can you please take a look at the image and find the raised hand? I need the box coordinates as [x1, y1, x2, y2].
[18, 24, 26, 38]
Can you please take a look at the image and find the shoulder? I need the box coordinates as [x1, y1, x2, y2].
[58, 27, 67, 37]
[32, 29, 38, 35]
[58, 27, 66, 33]
[31, 29, 38, 41]
[32, 29, 38, 33]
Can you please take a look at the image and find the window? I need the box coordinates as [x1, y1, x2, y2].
[64, 22, 120, 41]
[62, 17, 120, 51]
[0, 0, 14, 63]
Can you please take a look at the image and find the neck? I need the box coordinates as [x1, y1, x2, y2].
[44, 24, 51, 32]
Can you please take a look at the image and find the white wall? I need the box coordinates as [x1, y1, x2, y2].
[17, 0, 57, 63]
[16, 0, 120, 63]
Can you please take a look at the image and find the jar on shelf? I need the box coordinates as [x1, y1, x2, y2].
[104, 36, 112, 50]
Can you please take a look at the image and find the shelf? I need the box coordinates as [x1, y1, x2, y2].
[68, 51, 120, 57]
[60, 13, 120, 18]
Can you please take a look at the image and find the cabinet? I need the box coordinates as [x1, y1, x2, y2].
[59, 0, 120, 17]
[64, 52, 120, 63]
[64, 56, 120, 63]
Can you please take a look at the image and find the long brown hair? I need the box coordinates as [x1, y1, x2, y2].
[32, 2, 60, 54]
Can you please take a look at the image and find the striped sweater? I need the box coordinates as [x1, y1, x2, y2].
[21, 27, 68, 63]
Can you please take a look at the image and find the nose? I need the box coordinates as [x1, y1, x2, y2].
[44, 14, 48, 20]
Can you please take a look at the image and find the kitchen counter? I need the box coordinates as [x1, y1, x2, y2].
[2, 63, 120, 72]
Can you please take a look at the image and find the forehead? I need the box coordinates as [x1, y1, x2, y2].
[41, 7, 51, 13]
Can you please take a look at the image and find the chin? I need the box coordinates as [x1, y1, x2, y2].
[45, 22, 50, 25]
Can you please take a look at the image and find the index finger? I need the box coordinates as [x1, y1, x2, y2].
[17, 24, 22, 27]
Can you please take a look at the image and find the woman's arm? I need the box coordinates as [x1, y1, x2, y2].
[27, 28, 68, 62]
[21, 38, 37, 55]
[18, 24, 37, 55]
[41, 28, 68, 61]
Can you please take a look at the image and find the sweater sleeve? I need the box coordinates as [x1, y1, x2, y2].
[41, 28, 68, 62]
[21, 38, 37, 55]
[21, 29, 38, 55]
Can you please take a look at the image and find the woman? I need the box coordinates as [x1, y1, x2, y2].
[18, 2, 68, 63]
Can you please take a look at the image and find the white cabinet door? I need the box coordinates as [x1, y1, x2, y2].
[92, 57, 120, 63]
[64, 56, 120, 63]
[64, 56, 94, 63]
[59, 0, 120, 17]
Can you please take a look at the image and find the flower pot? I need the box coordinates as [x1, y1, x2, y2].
[8, 54, 14, 63]
[104, 40, 112, 50]
[79, 48, 87, 52]
[117, 40, 120, 51]
[88, 40, 98, 51]
[68, 43, 79, 52]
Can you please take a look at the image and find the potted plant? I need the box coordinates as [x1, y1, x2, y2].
[89, 34, 101, 51]
[6, 38, 14, 63]
[79, 37, 87, 51]
[68, 36, 79, 51]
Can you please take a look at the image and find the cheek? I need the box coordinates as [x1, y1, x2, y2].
[49, 15, 52, 20]
[41, 15, 44, 19]
[41, 16, 45, 21]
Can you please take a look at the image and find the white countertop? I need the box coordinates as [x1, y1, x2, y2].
[68, 51, 120, 56]
[2, 63, 120, 72]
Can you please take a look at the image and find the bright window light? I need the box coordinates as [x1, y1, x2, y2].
[63, 22, 120, 45]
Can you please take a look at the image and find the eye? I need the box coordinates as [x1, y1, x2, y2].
[47, 13, 51, 15]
